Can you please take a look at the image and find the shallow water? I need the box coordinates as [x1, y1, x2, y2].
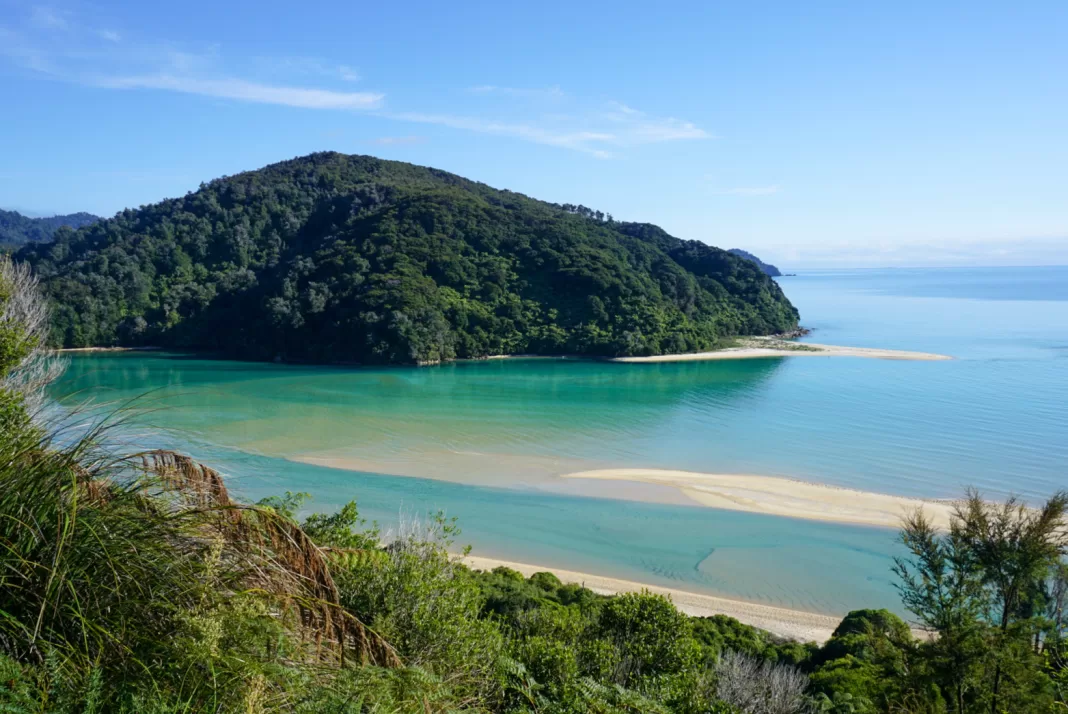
[52, 266, 1068, 617]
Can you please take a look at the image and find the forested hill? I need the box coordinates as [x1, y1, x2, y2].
[18, 152, 799, 364]
[0, 209, 99, 248]
[728, 248, 782, 277]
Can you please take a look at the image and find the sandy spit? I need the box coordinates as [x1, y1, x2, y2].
[57, 346, 161, 354]
[462, 555, 842, 642]
[611, 339, 952, 363]
[561, 469, 956, 530]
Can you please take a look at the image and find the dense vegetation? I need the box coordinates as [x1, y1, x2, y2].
[727, 249, 782, 277]
[16, 153, 798, 364]
[2, 258, 1066, 712]
[0, 209, 99, 249]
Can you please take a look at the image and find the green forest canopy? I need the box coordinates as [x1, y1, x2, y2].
[18, 153, 798, 364]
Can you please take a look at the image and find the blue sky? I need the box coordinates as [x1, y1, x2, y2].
[1, 0, 1065, 267]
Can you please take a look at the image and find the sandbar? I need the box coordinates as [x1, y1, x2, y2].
[462, 555, 842, 642]
[561, 469, 956, 529]
[291, 453, 957, 530]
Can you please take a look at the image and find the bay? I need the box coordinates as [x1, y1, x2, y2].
[52, 266, 1068, 616]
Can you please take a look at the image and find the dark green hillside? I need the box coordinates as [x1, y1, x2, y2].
[19, 153, 798, 364]
[0, 209, 99, 248]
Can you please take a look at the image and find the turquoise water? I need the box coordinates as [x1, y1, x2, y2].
[52, 266, 1068, 617]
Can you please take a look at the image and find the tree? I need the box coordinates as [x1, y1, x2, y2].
[714, 650, 811, 714]
[808, 609, 920, 711]
[954, 489, 1068, 713]
[893, 492, 1068, 713]
[0, 257, 64, 422]
[593, 591, 698, 688]
[894, 509, 986, 713]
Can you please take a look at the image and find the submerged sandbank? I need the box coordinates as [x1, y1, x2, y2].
[561, 469, 956, 529]
[462, 555, 842, 642]
[612, 338, 952, 363]
[291, 454, 956, 530]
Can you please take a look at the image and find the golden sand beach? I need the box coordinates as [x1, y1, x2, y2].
[462, 555, 843, 642]
[561, 469, 957, 529]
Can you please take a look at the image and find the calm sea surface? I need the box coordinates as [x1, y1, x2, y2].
[52, 266, 1068, 616]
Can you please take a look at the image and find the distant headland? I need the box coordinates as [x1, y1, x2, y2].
[728, 248, 782, 277]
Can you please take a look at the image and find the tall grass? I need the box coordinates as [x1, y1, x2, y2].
[0, 256, 406, 711]
[0, 419, 404, 704]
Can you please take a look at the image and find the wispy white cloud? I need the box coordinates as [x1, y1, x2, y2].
[387, 94, 710, 157]
[369, 136, 425, 145]
[87, 169, 194, 183]
[626, 116, 709, 142]
[29, 6, 68, 30]
[257, 56, 362, 83]
[1, 15, 383, 112]
[609, 102, 640, 115]
[385, 111, 617, 158]
[604, 102, 711, 141]
[159, 47, 217, 74]
[1, 8, 709, 157]
[96, 74, 383, 109]
[714, 185, 782, 196]
[467, 84, 565, 100]
[0, 26, 58, 74]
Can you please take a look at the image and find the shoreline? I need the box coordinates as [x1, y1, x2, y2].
[561, 469, 956, 529]
[56, 337, 951, 364]
[461, 554, 843, 642]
